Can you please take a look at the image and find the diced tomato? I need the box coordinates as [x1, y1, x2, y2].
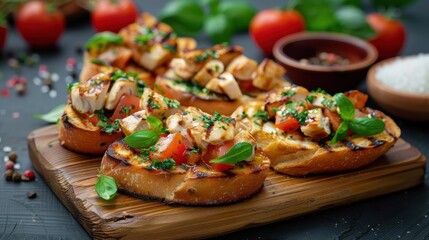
[83, 113, 99, 125]
[111, 94, 140, 120]
[323, 109, 341, 132]
[212, 163, 235, 172]
[154, 82, 173, 99]
[182, 151, 201, 165]
[344, 90, 368, 110]
[237, 79, 258, 93]
[275, 116, 300, 133]
[202, 141, 236, 172]
[150, 133, 187, 165]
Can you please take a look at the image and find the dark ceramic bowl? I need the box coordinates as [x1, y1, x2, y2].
[273, 32, 378, 94]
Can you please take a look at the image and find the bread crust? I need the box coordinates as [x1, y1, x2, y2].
[155, 75, 251, 115]
[100, 139, 270, 205]
[58, 103, 123, 155]
[234, 101, 401, 176]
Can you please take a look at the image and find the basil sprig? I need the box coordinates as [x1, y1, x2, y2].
[32, 104, 66, 123]
[85, 32, 124, 52]
[124, 116, 164, 149]
[210, 142, 253, 164]
[95, 172, 118, 200]
[330, 93, 385, 144]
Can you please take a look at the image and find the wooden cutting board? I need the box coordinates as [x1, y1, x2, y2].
[28, 125, 426, 240]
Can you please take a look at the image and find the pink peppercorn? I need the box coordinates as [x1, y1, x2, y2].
[24, 170, 36, 181]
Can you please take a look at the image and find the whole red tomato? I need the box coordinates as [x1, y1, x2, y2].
[0, 26, 6, 51]
[250, 9, 305, 55]
[367, 13, 406, 60]
[91, 0, 138, 33]
[16, 1, 65, 48]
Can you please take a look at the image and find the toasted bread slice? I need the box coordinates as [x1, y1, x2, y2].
[59, 103, 124, 155]
[100, 139, 270, 205]
[233, 99, 401, 176]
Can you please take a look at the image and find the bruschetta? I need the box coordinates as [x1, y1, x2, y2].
[232, 87, 401, 176]
[59, 70, 146, 154]
[100, 89, 270, 205]
[154, 44, 290, 115]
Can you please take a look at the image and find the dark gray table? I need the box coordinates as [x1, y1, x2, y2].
[1, 1, 428, 239]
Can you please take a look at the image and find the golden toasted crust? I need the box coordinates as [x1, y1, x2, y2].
[58, 103, 124, 155]
[234, 101, 401, 176]
[155, 75, 251, 115]
[100, 140, 270, 205]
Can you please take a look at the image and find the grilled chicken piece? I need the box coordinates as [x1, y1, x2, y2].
[140, 88, 180, 119]
[265, 86, 309, 118]
[105, 79, 138, 110]
[212, 44, 243, 66]
[310, 92, 336, 111]
[70, 73, 111, 113]
[96, 46, 132, 69]
[120, 110, 151, 136]
[170, 58, 195, 79]
[136, 44, 174, 71]
[252, 59, 286, 90]
[226, 55, 258, 80]
[206, 72, 242, 100]
[192, 60, 224, 86]
[300, 108, 331, 140]
[181, 49, 211, 73]
[176, 37, 197, 54]
[167, 107, 236, 151]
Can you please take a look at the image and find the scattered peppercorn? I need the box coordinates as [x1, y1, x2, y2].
[21, 175, 30, 182]
[4, 169, 14, 181]
[24, 170, 36, 181]
[8, 151, 18, 162]
[300, 52, 349, 67]
[27, 192, 37, 199]
[15, 83, 26, 95]
[12, 172, 21, 182]
[5, 160, 15, 170]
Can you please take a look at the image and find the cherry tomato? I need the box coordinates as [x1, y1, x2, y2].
[111, 94, 140, 120]
[275, 116, 300, 133]
[344, 90, 368, 110]
[83, 113, 100, 125]
[367, 13, 406, 60]
[323, 109, 341, 132]
[250, 9, 305, 55]
[0, 26, 6, 51]
[16, 1, 65, 48]
[91, 0, 138, 33]
[151, 133, 187, 165]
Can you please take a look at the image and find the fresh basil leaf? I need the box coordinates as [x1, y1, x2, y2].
[210, 142, 253, 164]
[349, 118, 385, 136]
[336, 6, 366, 30]
[218, 0, 256, 32]
[85, 32, 123, 51]
[158, 0, 205, 36]
[204, 14, 234, 44]
[334, 93, 355, 121]
[147, 116, 163, 134]
[32, 104, 66, 123]
[95, 173, 117, 200]
[124, 130, 160, 149]
[291, 0, 338, 31]
[67, 82, 79, 93]
[330, 121, 349, 144]
[326, 0, 361, 7]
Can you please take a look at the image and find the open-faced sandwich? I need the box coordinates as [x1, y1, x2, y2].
[99, 88, 270, 205]
[232, 86, 401, 176]
[59, 69, 148, 155]
[155, 44, 290, 115]
[80, 12, 197, 85]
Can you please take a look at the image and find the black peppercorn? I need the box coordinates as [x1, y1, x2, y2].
[8, 151, 18, 163]
[4, 169, 14, 181]
[27, 192, 37, 199]
[12, 172, 21, 182]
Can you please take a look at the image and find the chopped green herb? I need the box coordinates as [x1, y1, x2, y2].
[186, 146, 201, 155]
[147, 98, 160, 109]
[199, 112, 234, 128]
[194, 49, 218, 63]
[97, 119, 120, 134]
[305, 94, 316, 103]
[281, 91, 296, 97]
[163, 97, 180, 108]
[162, 43, 177, 53]
[253, 110, 268, 122]
[241, 111, 247, 119]
[67, 82, 79, 93]
[148, 159, 176, 170]
[281, 107, 308, 124]
[90, 58, 108, 66]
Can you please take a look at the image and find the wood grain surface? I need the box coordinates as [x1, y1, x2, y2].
[28, 125, 426, 240]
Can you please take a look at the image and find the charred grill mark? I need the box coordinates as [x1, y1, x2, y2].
[62, 114, 72, 129]
[319, 142, 332, 151]
[106, 140, 132, 165]
[205, 125, 214, 139]
[343, 140, 364, 151]
[369, 138, 386, 147]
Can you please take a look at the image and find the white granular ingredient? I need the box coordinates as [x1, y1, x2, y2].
[376, 54, 429, 93]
